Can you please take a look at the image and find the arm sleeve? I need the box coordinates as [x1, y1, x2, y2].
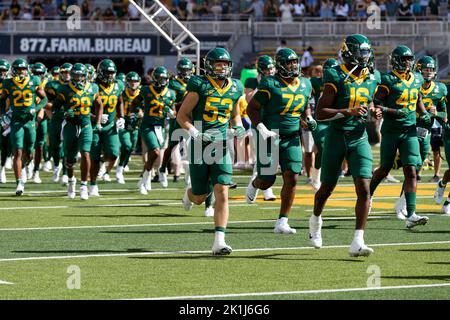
[252, 76, 272, 106]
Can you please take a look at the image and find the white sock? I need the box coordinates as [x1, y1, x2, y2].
[143, 170, 150, 180]
[215, 231, 225, 244]
[278, 217, 288, 225]
[354, 229, 364, 243]
[311, 215, 320, 222]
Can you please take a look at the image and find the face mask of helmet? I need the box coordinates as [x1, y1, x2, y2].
[60, 71, 71, 82]
[103, 71, 116, 84]
[262, 65, 275, 77]
[178, 67, 193, 81]
[396, 56, 414, 72]
[212, 61, 232, 80]
[127, 80, 140, 90]
[72, 72, 86, 89]
[421, 67, 436, 81]
[0, 69, 8, 79]
[152, 74, 168, 89]
[14, 67, 28, 81]
[278, 59, 299, 78]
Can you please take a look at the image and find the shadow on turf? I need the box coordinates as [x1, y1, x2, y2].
[63, 213, 187, 218]
[398, 248, 450, 252]
[227, 225, 340, 231]
[382, 275, 450, 281]
[100, 229, 215, 234]
[12, 248, 152, 254]
[426, 262, 450, 265]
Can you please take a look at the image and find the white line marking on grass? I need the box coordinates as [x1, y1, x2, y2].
[132, 283, 450, 300]
[0, 279, 13, 285]
[1, 240, 449, 263]
[0, 215, 395, 232]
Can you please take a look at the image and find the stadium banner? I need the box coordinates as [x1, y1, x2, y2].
[0, 35, 12, 55]
[10, 34, 232, 56]
[13, 35, 155, 56]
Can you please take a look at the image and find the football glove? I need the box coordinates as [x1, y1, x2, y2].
[165, 106, 176, 119]
[93, 123, 102, 133]
[116, 117, 125, 130]
[395, 108, 410, 118]
[256, 123, 278, 140]
[232, 125, 246, 139]
[100, 114, 109, 124]
[306, 116, 317, 132]
[419, 112, 432, 127]
[64, 109, 75, 119]
[189, 127, 214, 143]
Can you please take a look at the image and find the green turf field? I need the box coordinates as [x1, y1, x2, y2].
[0, 150, 449, 300]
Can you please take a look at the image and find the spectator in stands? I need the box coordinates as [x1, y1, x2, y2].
[276, 38, 287, 53]
[280, 0, 294, 22]
[412, 0, 422, 16]
[397, 0, 413, 20]
[243, 0, 265, 21]
[385, 0, 399, 19]
[103, 7, 116, 21]
[80, 0, 91, 19]
[57, 0, 68, 18]
[210, 0, 223, 19]
[10, 0, 21, 20]
[32, 0, 44, 20]
[196, 0, 209, 17]
[429, 0, 439, 18]
[22, 8, 33, 20]
[128, 0, 140, 20]
[221, 1, 231, 15]
[43, 0, 56, 19]
[186, 0, 198, 20]
[176, 0, 188, 19]
[320, 0, 334, 21]
[306, 0, 318, 16]
[0, 8, 11, 23]
[335, 0, 350, 21]
[90, 7, 102, 21]
[420, 0, 429, 16]
[379, 0, 387, 17]
[355, 0, 368, 20]
[112, 0, 126, 21]
[448, 0, 450, 21]
[293, 0, 306, 19]
[264, 0, 279, 21]
[300, 46, 314, 77]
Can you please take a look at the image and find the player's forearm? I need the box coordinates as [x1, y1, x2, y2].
[316, 107, 350, 121]
[246, 101, 261, 127]
[377, 105, 399, 116]
[176, 112, 194, 131]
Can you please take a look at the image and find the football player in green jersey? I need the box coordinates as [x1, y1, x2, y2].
[51, 66, 60, 81]
[309, 34, 382, 256]
[116, 71, 142, 184]
[90, 59, 125, 196]
[244, 55, 277, 202]
[370, 45, 431, 229]
[158, 58, 194, 188]
[117, 72, 126, 86]
[309, 58, 339, 191]
[246, 48, 313, 234]
[30, 62, 49, 184]
[436, 84, 450, 214]
[0, 58, 47, 196]
[177, 47, 245, 255]
[45, 62, 72, 184]
[52, 63, 103, 200]
[85, 64, 96, 83]
[0, 59, 11, 184]
[131, 66, 176, 195]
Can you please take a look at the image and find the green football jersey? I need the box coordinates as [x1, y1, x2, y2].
[45, 79, 67, 121]
[35, 78, 49, 111]
[0, 78, 6, 113]
[139, 85, 176, 126]
[310, 76, 323, 105]
[244, 77, 258, 90]
[323, 64, 381, 131]
[54, 82, 99, 126]
[122, 87, 141, 118]
[380, 70, 424, 133]
[169, 77, 188, 110]
[97, 81, 124, 125]
[419, 81, 447, 129]
[253, 75, 312, 135]
[2, 75, 41, 122]
[187, 75, 244, 139]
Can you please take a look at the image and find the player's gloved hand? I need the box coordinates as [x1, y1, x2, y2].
[29, 108, 36, 115]
[64, 109, 75, 119]
[256, 123, 278, 140]
[232, 125, 246, 139]
[165, 106, 176, 119]
[306, 116, 317, 132]
[93, 123, 102, 133]
[188, 127, 214, 143]
[419, 112, 432, 127]
[116, 117, 125, 130]
[100, 114, 109, 124]
[395, 108, 410, 118]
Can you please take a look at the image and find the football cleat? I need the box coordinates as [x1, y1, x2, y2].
[406, 213, 429, 229]
[246, 179, 259, 204]
[349, 242, 374, 257]
[15, 183, 24, 196]
[32, 171, 42, 184]
[274, 221, 297, 234]
[98, 162, 106, 178]
[61, 174, 69, 186]
[67, 178, 76, 199]
[263, 188, 276, 201]
[383, 174, 400, 183]
[5, 156, 12, 170]
[26, 163, 34, 180]
[182, 188, 193, 211]
[80, 185, 89, 200]
[52, 165, 62, 183]
[159, 171, 168, 188]
[0, 166, 6, 184]
[434, 180, 446, 205]
[89, 184, 100, 197]
[394, 194, 407, 220]
[441, 203, 450, 215]
[124, 165, 130, 172]
[102, 173, 111, 182]
[21, 167, 27, 184]
[212, 242, 232, 256]
[43, 161, 53, 172]
[204, 206, 214, 217]
[138, 182, 148, 195]
[116, 166, 125, 184]
[309, 215, 323, 249]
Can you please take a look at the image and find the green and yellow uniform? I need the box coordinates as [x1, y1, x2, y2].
[118, 87, 141, 167]
[138, 84, 175, 152]
[2, 75, 41, 154]
[417, 81, 447, 166]
[91, 80, 124, 162]
[310, 75, 328, 169]
[188, 75, 244, 195]
[35, 78, 49, 149]
[443, 84, 450, 163]
[379, 70, 424, 169]
[253, 75, 312, 183]
[321, 64, 380, 185]
[46, 79, 67, 165]
[167, 76, 187, 148]
[0, 78, 12, 165]
[52, 82, 98, 162]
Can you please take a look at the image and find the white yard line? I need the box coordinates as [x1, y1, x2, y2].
[133, 283, 450, 300]
[0, 240, 449, 263]
[0, 280, 13, 285]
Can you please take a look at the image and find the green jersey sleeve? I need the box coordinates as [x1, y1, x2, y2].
[252, 76, 272, 106]
[186, 75, 203, 94]
[244, 77, 258, 90]
[322, 67, 340, 92]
